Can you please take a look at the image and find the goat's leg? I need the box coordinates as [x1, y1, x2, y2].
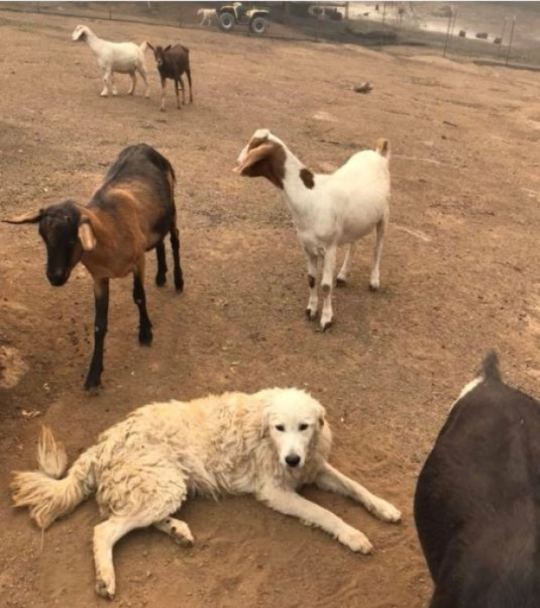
[186, 68, 193, 103]
[159, 77, 167, 112]
[320, 245, 337, 331]
[315, 462, 401, 523]
[127, 71, 136, 95]
[85, 278, 109, 391]
[155, 241, 167, 287]
[110, 72, 118, 96]
[170, 220, 184, 292]
[133, 259, 153, 345]
[177, 76, 184, 107]
[336, 243, 356, 287]
[305, 251, 319, 321]
[100, 69, 111, 97]
[370, 212, 388, 291]
[138, 65, 150, 98]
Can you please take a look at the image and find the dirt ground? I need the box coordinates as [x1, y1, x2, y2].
[1, 8, 540, 608]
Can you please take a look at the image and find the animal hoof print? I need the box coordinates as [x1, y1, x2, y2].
[95, 580, 114, 600]
[336, 277, 347, 288]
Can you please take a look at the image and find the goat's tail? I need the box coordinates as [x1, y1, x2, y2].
[479, 350, 501, 381]
[11, 426, 97, 530]
[375, 138, 390, 160]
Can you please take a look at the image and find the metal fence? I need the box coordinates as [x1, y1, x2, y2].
[1, 1, 539, 70]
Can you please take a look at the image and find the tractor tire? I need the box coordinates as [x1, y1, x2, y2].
[249, 16, 268, 35]
[218, 12, 236, 32]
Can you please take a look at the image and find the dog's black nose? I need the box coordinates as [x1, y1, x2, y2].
[285, 454, 301, 468]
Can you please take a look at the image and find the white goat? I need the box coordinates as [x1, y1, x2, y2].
[197, 8, 216, 26]
[235, 129, 391, 331]
[71, 25, 150, 98]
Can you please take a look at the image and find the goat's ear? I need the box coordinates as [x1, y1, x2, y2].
[317, 403, 326, 429]
[78, 221, 96, 252]
[164, 44, 172, 52]
[3, 209, 43, 224]
[234, 142, 275, 176]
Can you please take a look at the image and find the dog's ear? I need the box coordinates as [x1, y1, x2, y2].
[260, 406, 270, 439]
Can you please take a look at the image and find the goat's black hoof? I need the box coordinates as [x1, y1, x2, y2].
[305, 309, 317, 321]
[336, 278, 347, 288]
[369, 284, 380, 292]
[84, 380, 101, 393]
[175, 276, 184, 292]
[321, 321, 333, 332]
[156, 275, 167, 287]
[139, 334, 153, 347]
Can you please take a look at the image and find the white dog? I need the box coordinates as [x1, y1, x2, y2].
[11, 388, 401, 599]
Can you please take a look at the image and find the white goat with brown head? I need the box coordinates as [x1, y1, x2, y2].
[234, 129, 391, 331]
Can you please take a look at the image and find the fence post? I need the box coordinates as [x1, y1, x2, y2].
[505, 16, 516, 66]
[497, 18, 507, 58]
[443, 9, 453, 57]
[108, 4, 112, 20]
[382, 2, 386, 24]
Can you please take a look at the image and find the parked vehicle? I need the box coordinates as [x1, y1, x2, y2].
[217, 2, 270, 35]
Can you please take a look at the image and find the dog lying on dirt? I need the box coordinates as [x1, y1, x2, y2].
[11, 388, 401, 599]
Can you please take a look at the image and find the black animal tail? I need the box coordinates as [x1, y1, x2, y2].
[480, 350, 501, 381]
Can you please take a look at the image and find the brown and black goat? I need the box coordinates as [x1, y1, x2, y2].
[148, 43, 193, 112]
[4, 144, 184, 391]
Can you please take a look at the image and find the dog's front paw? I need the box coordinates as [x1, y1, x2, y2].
[339, 527, 373, 554]
[373, 499, 401, 523]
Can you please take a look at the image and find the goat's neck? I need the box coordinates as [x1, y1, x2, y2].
[281, 148, 318, 220]
[84, 30, 103, 54]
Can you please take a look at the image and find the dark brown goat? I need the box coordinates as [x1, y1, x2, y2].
[415, 351, 540, 607]
[148, 43, 193, 112]
[4, 144, 184, 391]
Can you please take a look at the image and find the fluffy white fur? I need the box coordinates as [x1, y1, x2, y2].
[11, 388, 400, 599]
[71, 25, 150, 98]
[235, 129, 391, 331]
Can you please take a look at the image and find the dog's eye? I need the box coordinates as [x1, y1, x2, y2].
[275, 425, 285, 432]
[299, 423, 308, 431]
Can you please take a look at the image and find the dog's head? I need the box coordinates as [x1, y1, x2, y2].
[260, 389, 327, 470]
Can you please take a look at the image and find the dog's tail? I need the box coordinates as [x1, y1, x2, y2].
[11, 426, 97, 529]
